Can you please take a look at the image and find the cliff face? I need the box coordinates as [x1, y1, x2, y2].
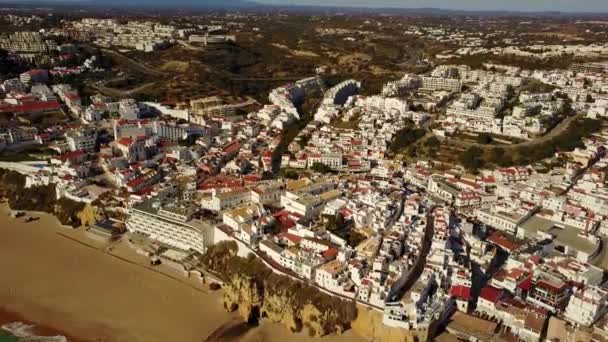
[260, 289, 300, 332]
[352, 306, 426, 342]
[221, 272, 356, 337]
[0, 169, 87, 227]
[202, 242, 358, 338]
[76, 203, 100, 227]
[223, 273, 263, 321]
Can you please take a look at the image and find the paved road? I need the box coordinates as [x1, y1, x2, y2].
[89, 81, 157, 98]
[591, 237, 608, 270]
[176, 40, 205, 52]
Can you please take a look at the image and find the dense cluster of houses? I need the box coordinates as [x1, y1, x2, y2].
[3, 35, 608, 340]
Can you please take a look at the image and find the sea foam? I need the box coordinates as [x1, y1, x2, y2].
[1, 322, 68, 342]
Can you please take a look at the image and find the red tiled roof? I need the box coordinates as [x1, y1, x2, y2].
[341, 207, 353, 218]
[480, 286, 503, 303]
[55, 149, 86, 162]
[323, 247, 338, 259]
[198, 175, 242, 190]
[487, 231, 521, 251]
[481, 175, 496, 183]
[0, 100, 61, 114]
[243, 174, 262, 183]
[537, 279, 567, 293]
[117, 137, 133, 146]
[517, 275, 533, 291]
[223, 141, 241, 154]
[29, 69, 48, 75]
[127, 177, 146, 188]
[280, 232, 302, 244]
[450, 285, 472, 300]
[278, 215, 296, 229]
[273, 210, 297, 229]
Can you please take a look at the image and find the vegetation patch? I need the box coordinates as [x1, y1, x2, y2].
[389, 124, 427, 155]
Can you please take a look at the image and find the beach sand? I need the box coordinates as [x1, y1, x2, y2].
[0, 204, 366, 342]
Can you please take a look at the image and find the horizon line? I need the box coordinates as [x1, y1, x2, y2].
[2, 0, 608, 15]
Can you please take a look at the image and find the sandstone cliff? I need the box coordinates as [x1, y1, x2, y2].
[0, 169, 87, 227]
[202, 242, 358, 337]
[77, 203, 100, 227]
[223, 273, 264, 321]
[220, 269, 358, 337]
[206, 243, 425, 341]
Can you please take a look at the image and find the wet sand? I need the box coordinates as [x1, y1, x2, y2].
[0, 203, 367, 342]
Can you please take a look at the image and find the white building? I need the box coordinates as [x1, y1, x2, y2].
[315, 259, 348, 292]
[118, 99, 140, 120]
[126, 198, 212, 254]
[65, 128, 97, 151]
[564, 286, 608, 327]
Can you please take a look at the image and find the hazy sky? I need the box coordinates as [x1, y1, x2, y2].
[253, 0, 608, 12]
[4, 0, 608, 12]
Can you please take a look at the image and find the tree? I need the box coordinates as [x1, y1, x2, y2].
[488, 147, 505, 164]
[324, 213, 347, 232]
[389, 126, 426, 154]
[262, 171, 275, 180]
[559, 97, 573, 117]
[265, 220, 281, 235]
[476, 133, 493, 145]
[310, 162, 333, 174]
[324, 214, 337, 231]
[425, 136, 441, 149]
[279, 169, 299, 180]
[345, 230, 366, 248]
[459, 146, 486, 172]
[0, 48, 27, 76]
[297, 135, 310, 149]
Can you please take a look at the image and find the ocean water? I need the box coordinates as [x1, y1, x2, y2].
[0, 330, 18, 342]
[1, 322, 67, 342]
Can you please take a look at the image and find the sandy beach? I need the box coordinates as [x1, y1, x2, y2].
[0, 203, 365, 342]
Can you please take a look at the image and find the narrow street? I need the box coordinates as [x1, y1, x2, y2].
[387, 206, 435, 302]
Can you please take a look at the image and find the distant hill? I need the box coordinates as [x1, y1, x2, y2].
[96, 0, 255, 8]
[0, 0, 605, 16]
[0, 0, 257, 9]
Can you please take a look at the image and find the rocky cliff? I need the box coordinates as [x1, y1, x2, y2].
[0, 169, 88, 227]
[202, 242, 358, 337]
[221, 271, 357, 337]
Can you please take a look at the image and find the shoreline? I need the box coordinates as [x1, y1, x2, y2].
[0, 307, 82, 342]
[0, 203, 367, 342]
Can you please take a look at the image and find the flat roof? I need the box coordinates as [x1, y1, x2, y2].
[446, 312, 498, 341]
[320, 189, 342, 201]
[519, 215, 597, 254]
[132, 197, 212, 233]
